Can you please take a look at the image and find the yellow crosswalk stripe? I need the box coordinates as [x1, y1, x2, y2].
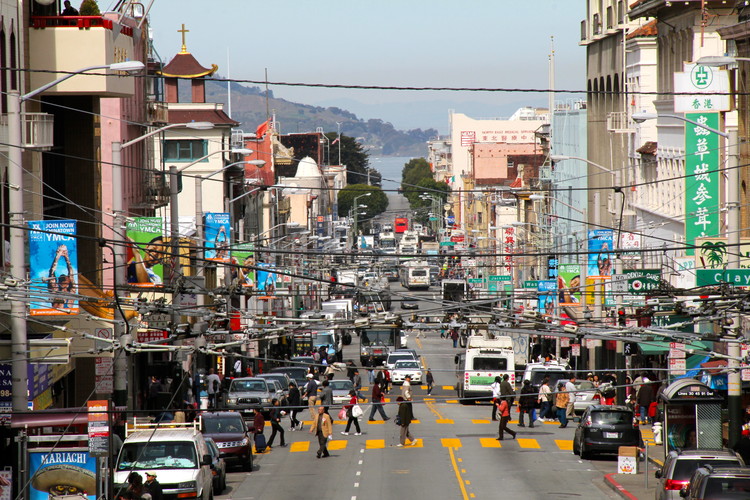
[289, 441, 309, 452]
[517, 438, 540, 449]
[436, 419, 454, 424]
[442, 385, 454, 390]
[333, 420, 347, 425]
[472, 419, 491, 424]
[406, 439, 423, 448]
[446, 400, 458, 404]
[555, 440, 573, 451]
[479, 437, 501, 448]
[441, 438, 462, 448]
[367, 420, 385, 425]
[328, 440, 347, 451]
[366, 439, 385, 449]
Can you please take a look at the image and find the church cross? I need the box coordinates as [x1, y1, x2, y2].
[178, 24, 189, 53]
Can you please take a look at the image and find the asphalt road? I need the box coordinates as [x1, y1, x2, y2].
[218, 284, 623, 500]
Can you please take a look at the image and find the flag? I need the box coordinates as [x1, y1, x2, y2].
[331, 136, 340, 145]
[255, 120, 270, 138]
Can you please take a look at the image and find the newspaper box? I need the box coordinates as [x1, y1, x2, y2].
[618, 446, 638, 474]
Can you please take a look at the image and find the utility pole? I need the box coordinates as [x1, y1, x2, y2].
[727, 128, 741, 448]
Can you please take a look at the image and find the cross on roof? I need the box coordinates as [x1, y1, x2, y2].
[178, 24, 189, 53]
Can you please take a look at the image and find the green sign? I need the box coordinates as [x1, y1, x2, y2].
[623, 269, 661, 294]
[524, 280, 539, 288]
[696, 269, 750, 286]
[440, 241, 455, 247]
[685, 112, 720, 255]
[468, 278, 485, 284]
[488, 275, 511, 282]
[429, 216, 438, 221]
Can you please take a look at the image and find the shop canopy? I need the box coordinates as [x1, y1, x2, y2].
[637, 340, 712, 356]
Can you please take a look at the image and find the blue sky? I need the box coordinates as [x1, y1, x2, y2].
[148, 1, 586, 133]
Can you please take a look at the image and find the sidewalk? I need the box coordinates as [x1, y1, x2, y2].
[601, 426, 665, 500]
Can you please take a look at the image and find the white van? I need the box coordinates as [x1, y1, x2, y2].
[114, 419, 213, 500]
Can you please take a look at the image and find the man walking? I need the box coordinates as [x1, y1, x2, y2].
[288, 382, 302, 430]
[396, 396, 416, 446]
[318, 379, 334, 414]
[353, 369, 364, 401]
[309, 405, 333, 458]
[565, 375, 577, 420]
[425, 369, 434, 395]
[401, 375, 413, 401]
[369, 377, 389, 421]
[303, 373, 319, 421]
[518, 379, 537, 428]
[206, 368, 221, 409]
[267, 399, 286, 448]
[490, 376, 502, 421]
[538, 376, 552, 421]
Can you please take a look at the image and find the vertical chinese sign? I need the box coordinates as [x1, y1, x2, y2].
[502, 226, 515, 276]
[684, 112, 720, 255]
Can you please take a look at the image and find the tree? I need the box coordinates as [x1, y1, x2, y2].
[325, 132, 370, 185]
[79, 0, 101, 15]
[401, 157, 439, 206]
[410, 179, 450, 224]
[337, 184, 388, 219]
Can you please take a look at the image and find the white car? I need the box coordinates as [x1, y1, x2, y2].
[385, 352, 416, 371]
[391, 360, 423, 385]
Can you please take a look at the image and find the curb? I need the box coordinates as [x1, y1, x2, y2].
[604, 473, 640, 500]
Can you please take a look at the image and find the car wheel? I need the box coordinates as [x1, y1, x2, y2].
[243, 454, 253, 472]
[572, 437, 580, 456]
[580, 441, 591, 460]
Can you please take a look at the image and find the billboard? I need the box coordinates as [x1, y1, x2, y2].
[537, 280, 557, 316]
[255, 263, 277, 292]
[28, 450, 97, 500]
[126, 217, 164, 286]
[557, 264, 581, 306]
[231, 243, 255, 287]
[204, 212, 231, 262]
[28, 220, 79, 315]
[587, 229, 613, 278]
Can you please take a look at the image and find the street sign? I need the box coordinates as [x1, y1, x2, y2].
[669, 342, 686, 359]
[674, 65, 730, 112]
[611, 275, 628, 293]
[669, 358, 687, 376]
[440, 241, 455, 247]
[696, 269, 750, 286]
[488, 275, 511, 282]
[571, 344, 581, 357]
[624, 269, 661, 294]
[144, 313, 171, 329]
[468, 278, 484, 284]
[523, 280, 539, 288]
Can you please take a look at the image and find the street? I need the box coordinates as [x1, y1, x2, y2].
[218, 287, 623, 500]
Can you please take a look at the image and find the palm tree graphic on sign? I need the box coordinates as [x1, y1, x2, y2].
[699, 240, 727, 268]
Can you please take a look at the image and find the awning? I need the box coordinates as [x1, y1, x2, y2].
[637, 340, 712, 356]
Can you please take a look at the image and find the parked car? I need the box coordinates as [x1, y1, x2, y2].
[572, 405, 641, 459]
[330, 379, 355, 404]
[204, 438, 227, 494]
[269, 366, 309, 388]
[680, 465, 750, 499]
[654, 449, 745, 499]
[225, 377, 282, 416]
[572, 380, 612, 416]
[200, 411, 253, 472]
[391, 359, 423, 385]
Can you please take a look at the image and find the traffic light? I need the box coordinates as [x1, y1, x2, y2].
[617, 308, 626, 326]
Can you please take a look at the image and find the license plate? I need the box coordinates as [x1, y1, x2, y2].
[604, 432, 619, 439]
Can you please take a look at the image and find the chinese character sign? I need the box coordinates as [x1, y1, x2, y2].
[685, 112, 720, 255]
[204, 212, 231, 262]
[502, 226, 515, 274]
[28, 220, 79, 316]
[587, 229, 613, 278]
[126, 217, 164, 287]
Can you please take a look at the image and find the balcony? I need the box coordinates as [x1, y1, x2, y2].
[29, 16, 137, 97]
[0, 113, 54, 151]
[607, 112, 635, 134]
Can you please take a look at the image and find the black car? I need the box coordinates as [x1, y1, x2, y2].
[572, 405, 641, 459]
[201, 411, 254, 471]
[401, 297, 419, 309]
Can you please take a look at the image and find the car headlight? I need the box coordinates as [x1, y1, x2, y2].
[261, 398, 269, 403]
[178, 481, 197, 489]
[240, 437, 249, 446]
[227, 398, 237, 405]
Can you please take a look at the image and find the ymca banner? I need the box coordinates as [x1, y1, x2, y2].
[28, 220, 79, 316]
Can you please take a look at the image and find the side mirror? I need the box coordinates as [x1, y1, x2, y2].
[654, 470, 661, 479]
[202, 454, 212, 466]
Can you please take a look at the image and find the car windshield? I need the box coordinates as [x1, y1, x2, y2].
[590, 411, 632, 425]
[230, 380, 268, 392]
[472, 357, 508, 371]
[529, 370, 569, 387]
[203, 416, 244, 434]
[117, 442, 197, 470]
[703, 476, 750, 499]
[388, 355, 412, 364]
[673, 460, 742, 481]
[395, 361, 419, 370]
[330, 380, 353, 391]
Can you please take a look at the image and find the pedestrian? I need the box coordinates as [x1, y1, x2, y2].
[303, 373, 319, 421]
[401, 374, 412, 401]
[144, 473, 162, 500]
[556, 382, 569, 428]
[426, 369, 434, 395]
[489, 376, 502, 421]
[318, 379, 333, 414]
[565, 375, 577, 420]
[396, 396, 416, 446]
[450, 328, 459, 348]
[346, 360, 356, 381]
[518, 379, 537, 428]
[369, 376, 389, 421]
[288, 382, 302, 430]
[341, 389, 362, 436]
[126, 472, 151, 500]
[61, 0, 79, 16]
[367, 357, 375, 384]
[353, 369, 365, 401]
[538, 376, 552, 421]
[500, 374, 515, 405]
[309, 405, 333, 458]
[495, 396, 516, 440]
[383, 368, 391, 394]
[253, 406, 265, 440]
[637, 378, 655, 425]
[206, 368, 221, 409]
[267, 398, 286, 448]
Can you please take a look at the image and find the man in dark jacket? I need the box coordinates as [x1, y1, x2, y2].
[144, 473, 162, 500]
[288, 382, 302, 430]
[396, 396, 416, 446]
[637, 378, 655, 424]
[267, 399, 286, 448]
[318, 379, 333, 414]
[518, 379, 537, 428]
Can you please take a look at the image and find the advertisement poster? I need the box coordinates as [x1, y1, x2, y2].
[126, 217, 164, 287]
[28, 220, 79, 316]
[587, 229, 613, 278]
[557, 264, 582, 306]
[665, 405, 697, 452]
[255, 263, 277, 293]
[231, 243, 255, 287]
[29, 450, 97, 500]
[0, 467, 11, 500]
[537, 280, 557, 316]
[204, 213, 231, 262]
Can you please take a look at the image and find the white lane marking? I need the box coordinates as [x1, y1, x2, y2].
[354, 483, 360, 488]
[356, 471, 361, 476]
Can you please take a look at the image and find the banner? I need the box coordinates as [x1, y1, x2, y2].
[537, 280, 557, 316]
[126, 217, 164, 286]
[557, 264, 582, 306]
[231, 243, 255, 287]
[685, 112, 720, 255]
[587, 229, 613, 278]
[29, 450, 97, 500]
[28, 220, 79, 316]
[204, 212, 231, 262]
[255, 262, 277, 293]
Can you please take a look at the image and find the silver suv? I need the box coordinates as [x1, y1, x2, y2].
[654, 448, 744, 499]
[680, 465, 750, 499]
[225, 377, 282, 416]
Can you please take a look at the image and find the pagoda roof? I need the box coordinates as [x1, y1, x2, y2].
[168, 108, 239, 127]
[160, 51, 218, 79]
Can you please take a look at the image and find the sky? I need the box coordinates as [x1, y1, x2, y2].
[145, 1, 586, 134]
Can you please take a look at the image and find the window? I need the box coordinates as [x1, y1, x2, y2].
[472, 357, 507, 371]
[163, 140, 208, 161]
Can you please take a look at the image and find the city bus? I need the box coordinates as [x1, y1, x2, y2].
[358, 322, 402, 366]
[395, 217, 409, 234]
[454, 333, 515, 402]
[400, 263, 430, 290]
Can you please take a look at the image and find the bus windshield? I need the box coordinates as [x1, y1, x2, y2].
[361, 329, 396, 346]
[472, 357, 508, 371]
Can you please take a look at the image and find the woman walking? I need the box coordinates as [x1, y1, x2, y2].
[556, 382, 570, 428]
[341, 389, 362, 436]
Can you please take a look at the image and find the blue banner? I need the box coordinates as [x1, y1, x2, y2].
[537, 279, 557, 316]
[587, 229, 613, 278]
[205, 213, 231, 262]
[28, 220, 79, 315]
[29, 450, 97, 500]
[256, 262, 277, 292]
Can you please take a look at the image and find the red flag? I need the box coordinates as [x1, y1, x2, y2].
[331, 137, 340, 145]
[255, 120, 270, 138]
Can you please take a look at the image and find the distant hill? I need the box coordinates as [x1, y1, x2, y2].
[204, 79, 435, 157]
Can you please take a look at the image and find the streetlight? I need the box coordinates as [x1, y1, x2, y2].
[352, 192, 372, 245]
[695, 55, 750, 66]
[9, 61, 145, 411]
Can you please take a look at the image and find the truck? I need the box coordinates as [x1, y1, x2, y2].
[421, 241, 440, 256]
[399, 230, 419, 260]
[454, 333, 515, 402]
[442, 279, 467, 303]
[358, 321, 403, 366]
[500, 329, 530, 369]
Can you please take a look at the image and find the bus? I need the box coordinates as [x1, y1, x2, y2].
[454, 333, 515, 402]
[400, 263, 430, 290]
[379, 231, 397, 254]
[358, 322, 402, 366]
[395, 217, 409, 234]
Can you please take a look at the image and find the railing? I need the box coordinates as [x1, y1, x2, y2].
[607, 111, 635, 133]
[30, 16, 134, 37]
[0, 113, 54, 150]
